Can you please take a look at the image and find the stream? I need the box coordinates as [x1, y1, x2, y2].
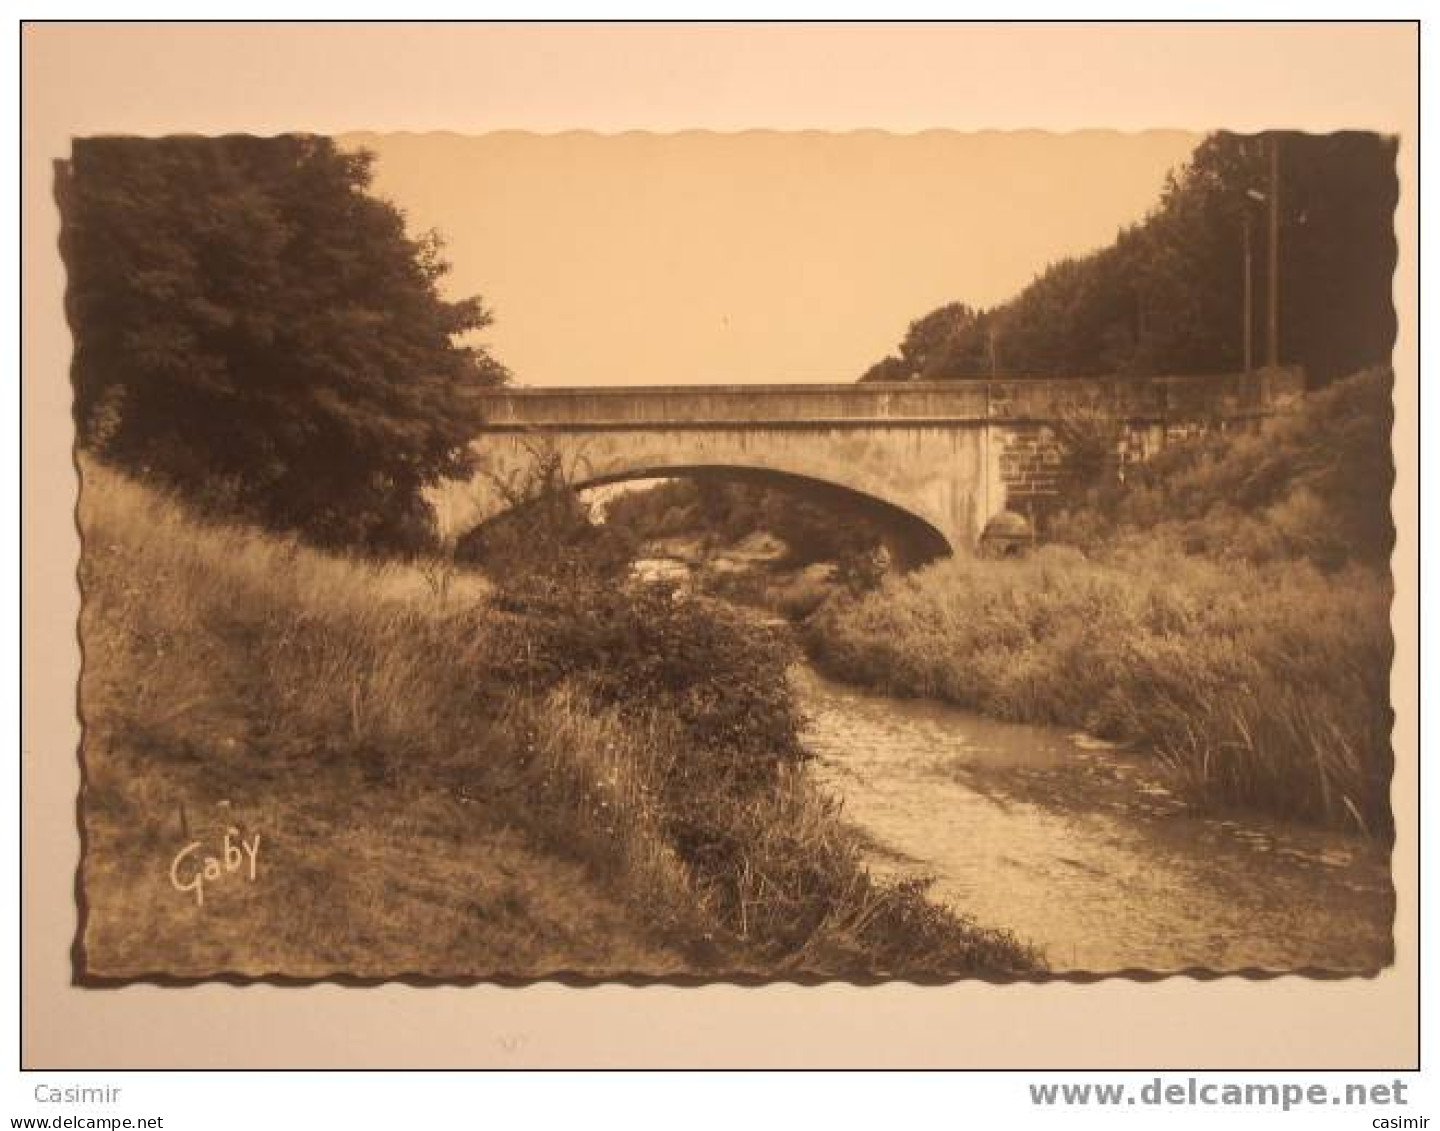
[792, 659, 1394, 974]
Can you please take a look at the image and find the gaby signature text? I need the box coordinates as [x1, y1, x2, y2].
[170, 828, 261, 907]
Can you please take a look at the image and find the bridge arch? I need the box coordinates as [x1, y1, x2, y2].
[440, 450, 955, 571]
[576, 463, 954, 569]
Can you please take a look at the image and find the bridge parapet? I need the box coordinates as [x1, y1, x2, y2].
[466, 369, 1304, 429]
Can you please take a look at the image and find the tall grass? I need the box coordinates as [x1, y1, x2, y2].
[79, 457, 1042, 977]
[807, 370, 1396, 835]
[808, 547, 1391, 833]
[80, 461, 495, 765]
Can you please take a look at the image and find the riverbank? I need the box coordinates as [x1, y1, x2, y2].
[804, 369, 1395, 835]
[77, 460, 1042, 979]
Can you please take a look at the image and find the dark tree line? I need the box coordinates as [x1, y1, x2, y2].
[61, 135, 507, 552]
[861, 132, 1398, 387]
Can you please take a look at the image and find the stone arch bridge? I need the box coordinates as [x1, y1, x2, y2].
[430, 371, 1303, 567]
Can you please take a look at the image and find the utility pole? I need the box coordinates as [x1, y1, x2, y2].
[1242, 208, 1254, 373]
[1266, 133, 1281, 369]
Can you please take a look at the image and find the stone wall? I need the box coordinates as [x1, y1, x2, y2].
[991, 414, 1277, 526]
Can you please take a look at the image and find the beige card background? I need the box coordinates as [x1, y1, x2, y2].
[21, 21, 1419, 1068]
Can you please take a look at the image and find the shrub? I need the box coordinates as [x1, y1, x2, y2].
[490, 579, 805, 775]
[1050, 367, 1395, 569]
[457, 446, 638, 586]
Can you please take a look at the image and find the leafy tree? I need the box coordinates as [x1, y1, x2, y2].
[860, 302, 990, 382]
[1276, 132, 1399, 382]
[860, 131, 1398, 386]
[60, 135, 507, 551]
[859, 355, 914, 384]
[896, 302, 976, 376]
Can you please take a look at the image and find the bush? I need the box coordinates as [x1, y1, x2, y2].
[491, 579, 806, 775]
[1050, 367, 1395, 569]
[457, 446, 640, 585]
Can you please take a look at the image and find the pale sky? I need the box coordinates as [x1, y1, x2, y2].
[344, 130, 1200, 387]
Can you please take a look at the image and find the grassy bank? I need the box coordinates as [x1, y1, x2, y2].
[78, 460, 1040, 979]
[807, 370, 1395, 835]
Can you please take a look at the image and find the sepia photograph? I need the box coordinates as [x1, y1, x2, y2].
[63, 122, 1399, 984]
